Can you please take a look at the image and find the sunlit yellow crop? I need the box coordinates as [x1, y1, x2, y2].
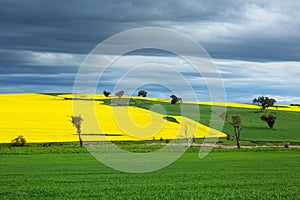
[197, 102, 300, 112]
[0, 93, 77, 143]
[0, 93, 225, 143]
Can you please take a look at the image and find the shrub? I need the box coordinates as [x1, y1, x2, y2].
[11, 135, 27, 147]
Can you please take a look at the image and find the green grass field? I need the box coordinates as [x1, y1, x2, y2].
[102, 98, 300, 142]
[0, 144, 299, 199]
[1, 96, 299, 199]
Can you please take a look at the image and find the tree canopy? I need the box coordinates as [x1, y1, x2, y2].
[138, 90, 147, 97]
[103, 90, 110, 97]
[170, 95, 179, 104]
[115, 90, 125, 98]
[253, 96, 276, 111]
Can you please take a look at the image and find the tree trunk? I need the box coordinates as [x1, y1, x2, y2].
[185, 126, 190, 147]
[236, 128, 242, 148]
[77, 126, 83, 147]
[78, 133, 83, 147]
[234, 128, 241, 148]
[236, 138, 240, 148]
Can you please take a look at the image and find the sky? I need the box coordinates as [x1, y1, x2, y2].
[0, 0, 300, 104]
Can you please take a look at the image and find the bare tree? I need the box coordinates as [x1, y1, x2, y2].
[70, 115, 83, 147]
[219, 112, 228, 121]
[115, 90, 125, 98]
[229, 115, 242, 148]
[184, 125, 194, 147]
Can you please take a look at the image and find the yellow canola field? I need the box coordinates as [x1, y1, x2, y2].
[81, 103, 224, 141]
[0, 93, 77, 143]
[198, 102, 300, 112]
[0, 94, 225, 143]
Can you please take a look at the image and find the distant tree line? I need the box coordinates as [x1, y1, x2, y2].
[102, 90, 148, 98]
[101, 90, 185, 104]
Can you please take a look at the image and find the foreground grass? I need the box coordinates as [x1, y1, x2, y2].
[0, 144, 299, 199]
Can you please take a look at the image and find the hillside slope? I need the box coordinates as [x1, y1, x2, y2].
[0, 93, 225, 143]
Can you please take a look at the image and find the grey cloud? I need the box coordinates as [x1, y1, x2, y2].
[0, 0, 300, 103]
[1, 0, 299, 59]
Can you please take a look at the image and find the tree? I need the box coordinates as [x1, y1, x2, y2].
[170, 95, 178, 104]
[138, 90, 147, 97]
[70, 115, 83, 147]
[229, 115, 242, 148]
[253, 96, 276, 111]
[11, 135, 27, 147]
[170, 95, 182, 104]
[219, 112, 228, 121]
[184, 125, 194, 147]
[115, 90, 125, 98]
[103, 90, 110, 97]
[178, 97, 182, 104]
[260, 114, 276, 128]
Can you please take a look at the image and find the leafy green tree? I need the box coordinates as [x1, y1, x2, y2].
[103, 90, 110, 97]
[170, 95, 178, 104]
[170, 95, 182, 104]
[138, 90, 147, 97]
[253, 96, 276, 111]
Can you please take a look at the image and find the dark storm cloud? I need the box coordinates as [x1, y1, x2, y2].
[0, 0, 299, 60]
[0, 0, 299, 103]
